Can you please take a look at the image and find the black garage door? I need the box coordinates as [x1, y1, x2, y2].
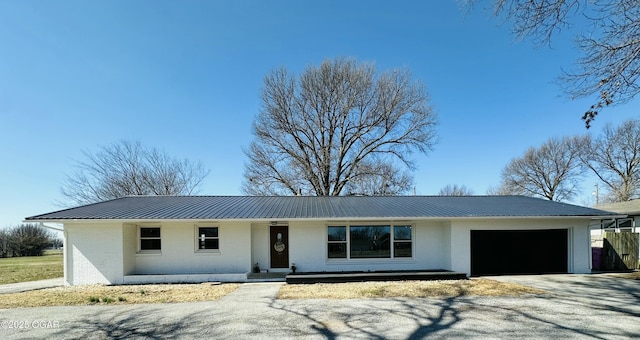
[470, 229, 568, 276]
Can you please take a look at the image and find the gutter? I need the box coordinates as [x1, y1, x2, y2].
[37, 222, 64, 232]
[25, 214, 627, 225]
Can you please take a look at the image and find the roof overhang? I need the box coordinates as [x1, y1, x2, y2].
[24, 214, 625, 225]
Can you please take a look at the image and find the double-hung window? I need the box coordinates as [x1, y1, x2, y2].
[327, 226, 347, 258]
[393, 225, 413, 257]
[139, 227, 161, 252]
[197, 226, 219, 251]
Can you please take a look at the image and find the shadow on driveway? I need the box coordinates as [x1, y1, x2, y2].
[2, 274, 640, 339]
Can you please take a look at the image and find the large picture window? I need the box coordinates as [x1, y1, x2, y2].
[327, 224, 413, 259]
[140, 227, 161, 251]
[350, 225, 390, 258]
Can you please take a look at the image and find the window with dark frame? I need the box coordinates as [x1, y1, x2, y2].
[601, 220, 616, 229]
[327, 224, 412, 259]
[140, 227, 161, 251]
[393, 225, 413, 257]
[327, 226, 347, 258]
[350, 225, 391, 258]
[198, 227, 219, 250]
[617, 218, 633, 229]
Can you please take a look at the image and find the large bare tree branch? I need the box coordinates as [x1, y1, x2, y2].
[498, 135, 588, 201]
[60, 140, 209, 206]
[466, 0, 640, 127]
[581, 118, 640, 202]
[242, 58, 437, 196]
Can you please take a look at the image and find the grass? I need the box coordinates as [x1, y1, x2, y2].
[0, 250, 63, 284]
[277, 278, 546, 299]
[614, 271, 640, 280]
[0, 278, 543, 308]
[0, 283, 240, 308]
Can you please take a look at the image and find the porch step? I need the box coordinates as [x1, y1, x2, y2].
[285, 270, 467, 284]
[246, 272, 288, 281]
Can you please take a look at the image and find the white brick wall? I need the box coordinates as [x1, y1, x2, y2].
[65, 223, 124, 285]
[286, 220, 451, 273]
[62, 217, 595, 285]
[132, 222, 252, 275]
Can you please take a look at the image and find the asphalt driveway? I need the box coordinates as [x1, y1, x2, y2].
[0, 278, 64, 294]
[1, 274, 639, 339]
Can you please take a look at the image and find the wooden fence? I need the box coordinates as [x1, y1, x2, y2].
[602, 231, 639, 270]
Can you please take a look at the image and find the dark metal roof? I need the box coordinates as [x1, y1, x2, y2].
[25, 195, 619, 221]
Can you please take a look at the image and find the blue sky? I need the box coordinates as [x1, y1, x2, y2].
[1, 1, 638, 227]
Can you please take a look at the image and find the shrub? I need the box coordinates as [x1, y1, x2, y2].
[5, 224, 55, 257]
[0, 229, 12, 258]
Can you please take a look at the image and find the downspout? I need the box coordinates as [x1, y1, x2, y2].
[63, 228, 69, 285]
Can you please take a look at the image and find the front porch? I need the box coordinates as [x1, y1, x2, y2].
[123, 273, 248, 284]
[285, 270, 467, 284]
[121, 270, 467, 285]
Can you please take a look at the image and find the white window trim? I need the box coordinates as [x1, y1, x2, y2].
[326, 223, 415, 261]
[137, 225, 161, 255]
[194, 225, 220, 254]
[617, 218, 634, 230]
[601, 220, 616, 229]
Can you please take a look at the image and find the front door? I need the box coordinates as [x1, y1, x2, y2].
[270, 226, 289, 268]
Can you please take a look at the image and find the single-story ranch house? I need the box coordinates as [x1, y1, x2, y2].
[25, 195, 619, 286]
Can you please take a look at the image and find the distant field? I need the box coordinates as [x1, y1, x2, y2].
[0, 250, 63, 284]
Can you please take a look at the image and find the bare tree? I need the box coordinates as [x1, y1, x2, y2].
[61, 140, 209, 206]
[582, 119, 640, 202]
[486, 184, 517, 195]
[498, 136, 588, 201]
[466, 0, 640, 127]
[438, 184, 474, 196]
[243, 58, 438, 196]
[342, 161, 414, 196]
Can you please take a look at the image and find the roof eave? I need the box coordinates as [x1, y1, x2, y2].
[24, 214, 624, 224]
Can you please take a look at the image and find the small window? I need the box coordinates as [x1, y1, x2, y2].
[140, 227, 161, 251]
[197, 227, 219, 250]
[393, 225, 412, 257]
[601, 220, 616, 229]
[328, 226, 347, 258]
[617, 218, 633, 229]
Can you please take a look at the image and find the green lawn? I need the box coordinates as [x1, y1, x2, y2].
[0, 250, 63, 284]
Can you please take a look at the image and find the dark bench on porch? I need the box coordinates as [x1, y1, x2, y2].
[285, 270, 467, 284]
